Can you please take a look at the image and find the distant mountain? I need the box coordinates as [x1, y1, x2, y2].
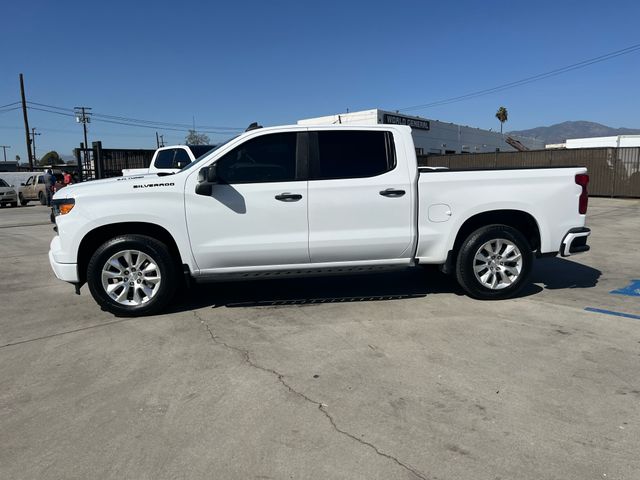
[509, 121, 640, 145]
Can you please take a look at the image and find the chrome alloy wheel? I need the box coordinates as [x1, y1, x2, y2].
[473, 238, 523, 290]
[101, 250, 162, 306]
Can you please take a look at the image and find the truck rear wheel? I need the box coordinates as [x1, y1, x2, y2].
[455, 225, 532, 300]
[38, 191, 46, 205]
[87, 234, 177, 316]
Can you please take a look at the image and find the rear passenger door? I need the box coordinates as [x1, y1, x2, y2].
[307, 129, 413, 263]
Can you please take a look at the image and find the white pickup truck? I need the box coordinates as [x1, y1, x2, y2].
[122, 144, 216, 176]
[49, 124, 591, 315]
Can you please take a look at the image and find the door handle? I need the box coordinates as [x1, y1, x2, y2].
[379, 188, 406, 197]
[275, 193, 302, 202]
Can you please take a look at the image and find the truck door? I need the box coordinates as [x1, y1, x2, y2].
[307, 130, 413, 263]
[25, 176, 36, 199]
[185, 131, 309, 271]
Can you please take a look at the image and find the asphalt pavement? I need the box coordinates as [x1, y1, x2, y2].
[0, 199, 639, 480]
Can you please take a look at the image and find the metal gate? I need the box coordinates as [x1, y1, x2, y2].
[74, 142, 155, 181]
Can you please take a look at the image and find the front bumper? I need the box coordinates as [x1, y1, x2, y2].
[49, 236, 79, 283]
[560, 227, 591, 257]
[0, 194, 17, 204]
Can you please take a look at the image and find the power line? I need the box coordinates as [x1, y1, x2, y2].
[26, 106, 239, 135]
[0, 106, 22, 114]
[399, 42, 640, 112]
[27, 101, 244, 131]
[0, 101, 20, 109]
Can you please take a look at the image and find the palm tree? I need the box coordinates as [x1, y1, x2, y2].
[495, 106, 508, 134]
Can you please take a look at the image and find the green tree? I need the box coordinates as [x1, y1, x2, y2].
[495, 106, 508, 134]
[185, 130, 210, 144]
[39, 151, 64, 166]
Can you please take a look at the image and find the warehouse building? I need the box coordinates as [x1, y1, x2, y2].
[565, 135, 640, 149]
[298, 109, 544, 154]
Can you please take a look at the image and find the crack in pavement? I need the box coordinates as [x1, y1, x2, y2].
[193, 310, 428, 480]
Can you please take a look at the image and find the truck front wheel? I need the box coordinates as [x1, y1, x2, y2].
[87, 235, 177, 316]
[455, 225, 533, 300]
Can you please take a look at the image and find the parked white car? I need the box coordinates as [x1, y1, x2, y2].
[122, 145, 216, 176]
[49, 124, 591, 315]
[0, 178, 18, 208]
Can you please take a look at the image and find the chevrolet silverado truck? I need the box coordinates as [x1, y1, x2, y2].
[49, 125, 591, 315]
[122, 144, 216, 176]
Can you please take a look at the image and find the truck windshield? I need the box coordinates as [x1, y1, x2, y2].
[180, 136, 239, 172]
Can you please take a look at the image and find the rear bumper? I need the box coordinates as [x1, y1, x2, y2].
[560, 227, 591, 257]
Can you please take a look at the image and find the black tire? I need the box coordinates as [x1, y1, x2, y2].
[455, 224, 533, 300]
[19, 193, 28, 206]
[87, 235, 177, 316]
[11, 202, 18, 208]
[38, 191, 46, 205]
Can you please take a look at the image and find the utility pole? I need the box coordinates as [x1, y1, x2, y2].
[74, 106, 92, 150]
[156, 131, 160, 148]
[0, 145, 10, 162]
[19, 74, 33, 170]
[159, 135, 165, 147]
[30, 128, 41, 164]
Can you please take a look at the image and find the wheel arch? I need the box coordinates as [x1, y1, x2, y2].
[442, 209, 541, 274]
[77, 222, 185, 284]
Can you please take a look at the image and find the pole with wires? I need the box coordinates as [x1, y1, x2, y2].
[0, 145, 10, 162]
[74, 107, 92, 150]
[30, 128, 41, 164]
[19, 74, 33, 170]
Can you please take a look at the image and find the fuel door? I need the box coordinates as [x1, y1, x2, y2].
[428, 203, 452, 223]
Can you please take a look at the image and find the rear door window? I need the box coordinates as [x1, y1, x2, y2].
[310, 130, 395, 180]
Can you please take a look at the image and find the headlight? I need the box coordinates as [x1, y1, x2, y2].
[51, 198, 75, 216]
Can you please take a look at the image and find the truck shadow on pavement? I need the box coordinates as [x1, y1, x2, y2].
[529, 257, 601, 290]
[169, 258, 601, 312]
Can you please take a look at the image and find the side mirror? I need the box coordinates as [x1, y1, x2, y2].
[20, 183, 25, 186]
[195, 165, 219, 196]
[197, 165, 218, 184]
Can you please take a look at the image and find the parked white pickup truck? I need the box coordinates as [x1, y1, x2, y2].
[49, 124, 590, 315]
[122, 144, 216, 176]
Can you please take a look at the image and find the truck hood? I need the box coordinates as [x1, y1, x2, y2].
[54, 173, 178, 199]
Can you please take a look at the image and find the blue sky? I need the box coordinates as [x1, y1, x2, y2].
[1, 0, 639, 161]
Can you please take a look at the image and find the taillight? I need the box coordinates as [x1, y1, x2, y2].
[575, 174, 589, 214]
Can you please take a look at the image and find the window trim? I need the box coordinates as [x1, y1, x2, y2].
[308, 130, 397, 181]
